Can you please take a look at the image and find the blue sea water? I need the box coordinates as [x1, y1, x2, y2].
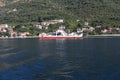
[0, 37, 120, 80]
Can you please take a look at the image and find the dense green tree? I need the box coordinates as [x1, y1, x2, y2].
[29, 27, 41, 36]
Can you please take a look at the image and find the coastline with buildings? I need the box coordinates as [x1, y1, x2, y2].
[0, 19, 120, 39]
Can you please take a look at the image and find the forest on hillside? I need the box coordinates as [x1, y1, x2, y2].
[0, 0, 120, 27]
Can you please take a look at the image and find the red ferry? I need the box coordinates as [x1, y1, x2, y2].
[39, 30, 83, 38]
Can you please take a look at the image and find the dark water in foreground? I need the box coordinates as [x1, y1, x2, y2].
[0, 37, 120, 80]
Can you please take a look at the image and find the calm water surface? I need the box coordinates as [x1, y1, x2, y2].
[0, 37, 120, 80]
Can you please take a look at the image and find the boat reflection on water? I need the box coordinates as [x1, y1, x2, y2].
[38, 38, 67, 59]
[38, 39, 75, 79]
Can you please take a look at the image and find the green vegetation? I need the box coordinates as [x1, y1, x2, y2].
[0, 0, 119, 25]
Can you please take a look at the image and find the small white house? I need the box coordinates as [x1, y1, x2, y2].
[0, 24, 9, 32]
[19, 32, 30, 37]
[41, 19, 64, 26]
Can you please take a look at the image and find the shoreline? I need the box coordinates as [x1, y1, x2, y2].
[87, 34, 120, 37]
[0, 34, 120, 39]
[0, 36, 38, 39]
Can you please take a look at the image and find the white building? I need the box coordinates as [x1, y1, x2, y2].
[41, 19, 64, 26]
[0, 24, 9, 32]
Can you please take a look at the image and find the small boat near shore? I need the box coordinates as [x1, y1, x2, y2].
[39, 30, 83, 38]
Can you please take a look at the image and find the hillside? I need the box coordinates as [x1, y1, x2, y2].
[0, 0, 120, 26]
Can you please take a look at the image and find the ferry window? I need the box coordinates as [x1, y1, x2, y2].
[57, 32, 62, 35]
